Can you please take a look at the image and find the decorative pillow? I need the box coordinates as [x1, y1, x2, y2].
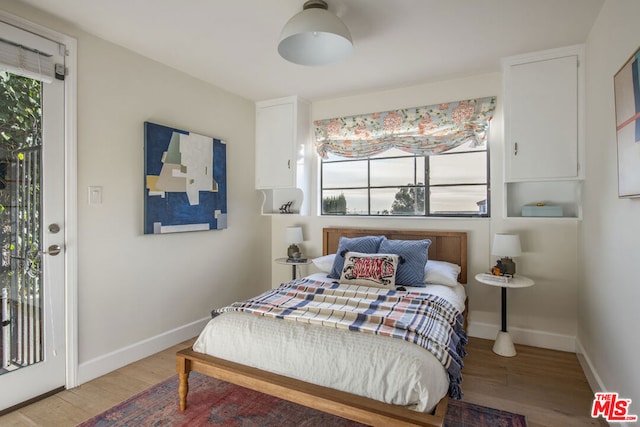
[378, 238, 431, 286]
[424, 260, 461, 287]
[339, 252, 398, 289]
[328, 235, 385, 279]
[312, 254, 335, 273]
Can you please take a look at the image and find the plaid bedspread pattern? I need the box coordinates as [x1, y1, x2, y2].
[213, 278, 467, 399]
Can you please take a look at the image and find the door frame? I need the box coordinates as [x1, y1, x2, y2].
[0, 10, 79, 389]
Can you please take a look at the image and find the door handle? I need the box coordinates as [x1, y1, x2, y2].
[42, 244, 62, 256]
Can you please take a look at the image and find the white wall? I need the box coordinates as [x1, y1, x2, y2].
[271, 73, 580, 353]
[579, 0, 640, 408]
[4, 0, 620, 393]
[0, 1, 271, 383]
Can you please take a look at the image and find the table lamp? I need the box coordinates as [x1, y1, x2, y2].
[285, 226, 303, 259]
[491, 233, 522, 276]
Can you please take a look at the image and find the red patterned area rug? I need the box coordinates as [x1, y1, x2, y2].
[77, 372, 527, 427]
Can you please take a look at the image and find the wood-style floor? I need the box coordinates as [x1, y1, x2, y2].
[0, 337, 605, 426]
[462, 337, 605, 427]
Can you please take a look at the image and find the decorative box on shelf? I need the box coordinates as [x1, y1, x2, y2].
[521, 204, 563, 217]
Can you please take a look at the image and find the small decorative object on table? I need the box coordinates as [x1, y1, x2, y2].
[491, 260, 503, 276]
[479, 272, 511, 283]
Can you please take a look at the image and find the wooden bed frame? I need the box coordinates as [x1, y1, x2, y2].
[176, 227, 468, 427]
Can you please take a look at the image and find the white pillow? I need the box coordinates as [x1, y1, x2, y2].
[424, 260, 461, 287]
[312, 254, 335, 273]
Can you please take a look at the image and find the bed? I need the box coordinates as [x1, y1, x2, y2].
[176, 227, 468, 427]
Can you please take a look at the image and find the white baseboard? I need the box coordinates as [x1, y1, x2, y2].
[576, 341, 635, 427]
[575, 337, 606, 393]
[467, 320, 576, 353]
[77, 317, 209, 385]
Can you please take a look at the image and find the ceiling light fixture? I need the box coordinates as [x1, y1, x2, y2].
[278, 0, 353, 66]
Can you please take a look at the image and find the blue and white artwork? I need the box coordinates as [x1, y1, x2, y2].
[144, 122, 227, 234]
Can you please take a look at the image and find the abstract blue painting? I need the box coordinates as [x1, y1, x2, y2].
[144, 122, 227, 234]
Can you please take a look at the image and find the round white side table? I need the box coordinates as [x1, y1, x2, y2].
[474, 273, 535, 357]
[275, 257, 312, 280]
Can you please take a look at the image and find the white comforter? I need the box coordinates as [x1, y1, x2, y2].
[193, 273, 466, 413]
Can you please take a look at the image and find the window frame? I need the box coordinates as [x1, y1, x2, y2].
[319, 145, 491, 218]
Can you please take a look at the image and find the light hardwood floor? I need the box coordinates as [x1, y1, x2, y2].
[0, 337, 605, 426]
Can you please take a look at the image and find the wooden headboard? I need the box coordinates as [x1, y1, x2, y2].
[322, 227, 468, 284]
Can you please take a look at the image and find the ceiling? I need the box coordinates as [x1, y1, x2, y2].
[19, 0, 604, 102]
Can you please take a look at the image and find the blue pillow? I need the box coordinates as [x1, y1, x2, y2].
[378, 237, 431, 286]
[328, 235, 385, 279]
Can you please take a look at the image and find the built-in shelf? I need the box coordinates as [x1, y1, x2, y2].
[259, 188, 305, 215]
[505, 180, 582, 219]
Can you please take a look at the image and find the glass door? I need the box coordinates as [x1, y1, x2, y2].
[0, 20, 66, 411]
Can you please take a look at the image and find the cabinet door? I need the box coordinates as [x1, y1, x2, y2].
[506, 55, 578, 180]
[255, 102, 295, 188]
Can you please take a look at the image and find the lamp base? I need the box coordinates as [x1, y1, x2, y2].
[500, 257, 516, 276]
[287, 244, 300, 259]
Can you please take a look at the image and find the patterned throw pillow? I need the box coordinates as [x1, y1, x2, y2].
[339, 252, 399, 289]
[328, 235, 385, 279]
[378, 238, 431, 286]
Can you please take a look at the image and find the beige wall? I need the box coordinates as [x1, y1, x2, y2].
[1, 1, 271, 381]
[580, 0, 640, 405]
[271, 73, 580, 352]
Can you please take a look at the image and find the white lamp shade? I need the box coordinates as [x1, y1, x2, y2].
[278, 4, 352, 66]
[491, 233, 522, 257]
[285, 226, 304, 244]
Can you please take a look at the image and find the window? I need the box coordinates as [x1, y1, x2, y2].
[315, 97, 495, 217]
[320, 139, 489, 217]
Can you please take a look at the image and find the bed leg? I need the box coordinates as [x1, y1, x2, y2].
[176, 354, 191, 411]
[432, 395, 449, 426]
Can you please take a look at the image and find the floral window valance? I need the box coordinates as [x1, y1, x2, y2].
[314, 96, 496, 159]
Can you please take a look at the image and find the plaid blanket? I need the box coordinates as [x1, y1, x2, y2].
[213, 278, 467, 399]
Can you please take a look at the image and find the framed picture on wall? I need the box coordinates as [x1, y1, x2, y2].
[144, 122, 227, 234]
[614, 46, 640, 198]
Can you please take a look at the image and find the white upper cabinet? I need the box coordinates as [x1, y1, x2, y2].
[502, 46, 584, 219]
[255, 96, 311, 215]
[503, 46, 583, 182]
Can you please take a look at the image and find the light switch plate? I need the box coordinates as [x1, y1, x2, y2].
[88, 186, 103, 205]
